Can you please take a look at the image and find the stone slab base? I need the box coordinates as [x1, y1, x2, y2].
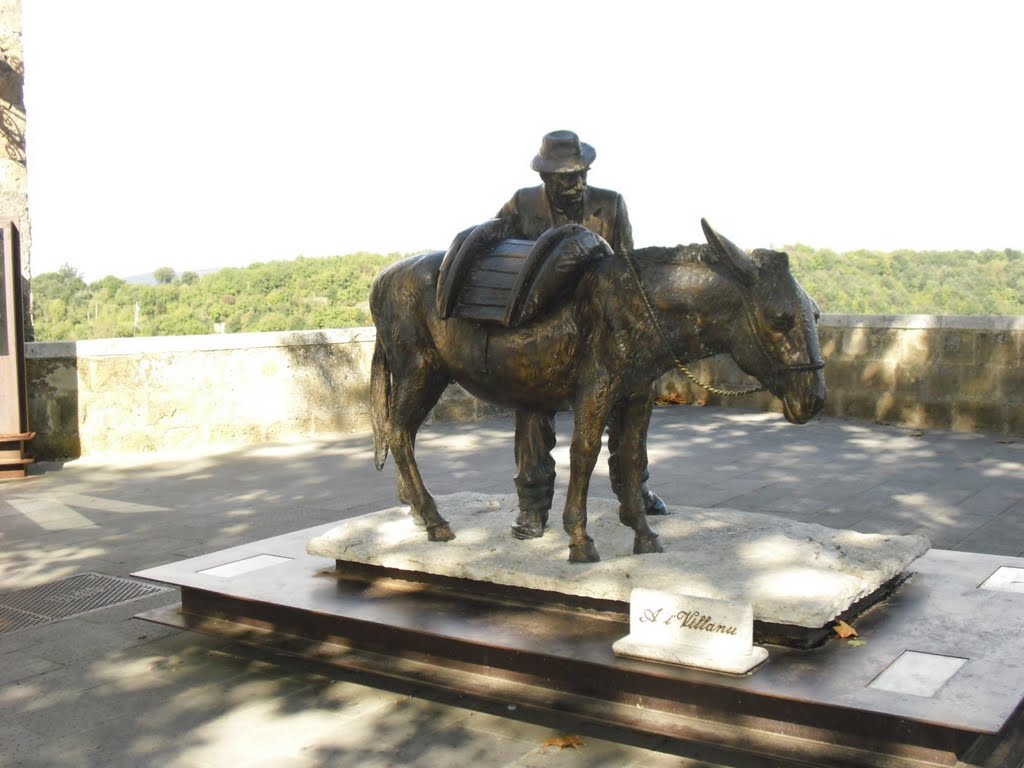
[307, 493, 930, 629]
[136, 523, 1024, 767]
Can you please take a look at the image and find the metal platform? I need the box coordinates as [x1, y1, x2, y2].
[135, 522, 1024, 767]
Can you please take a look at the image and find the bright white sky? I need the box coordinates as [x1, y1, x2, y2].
[20, 0, 1024, 281]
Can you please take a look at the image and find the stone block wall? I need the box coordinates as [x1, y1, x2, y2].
[655, 314, 1024, 434]
[24, 315, 1024, 460]
[0, 0, 31, 335]
[25, 329, 500, 459]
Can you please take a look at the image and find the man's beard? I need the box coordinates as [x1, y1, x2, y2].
[550, 190, 584, 218]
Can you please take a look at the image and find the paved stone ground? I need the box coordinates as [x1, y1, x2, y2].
[1, 405, 1022, 767]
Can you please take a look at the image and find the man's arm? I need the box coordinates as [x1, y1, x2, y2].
[496, 190, 519, 221]
[613, 193, 634, 253]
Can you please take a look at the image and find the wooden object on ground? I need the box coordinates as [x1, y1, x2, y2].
[0, 220, 32, 478]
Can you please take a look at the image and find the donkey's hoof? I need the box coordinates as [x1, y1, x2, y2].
[633, 534, 664, 555]
[645, 492, 669, 516]
[568, 539, 601, 563]
[427, 522, 456, 542]
[511, 509, 547, 540]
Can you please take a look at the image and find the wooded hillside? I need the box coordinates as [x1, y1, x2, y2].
[30, 253, 401, 341]
[785, 244, 1024, 316]
[28, 245, 1024, 341]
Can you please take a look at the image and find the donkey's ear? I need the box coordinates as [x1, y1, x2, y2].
[752, 248, 790, 271]
[701, 218, 757, 286]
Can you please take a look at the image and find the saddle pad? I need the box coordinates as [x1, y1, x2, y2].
[438, 221, 613, 327]
[452, 239, 533, 324]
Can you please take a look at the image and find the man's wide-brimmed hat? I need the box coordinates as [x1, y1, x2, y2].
[530, 130, 596, 173]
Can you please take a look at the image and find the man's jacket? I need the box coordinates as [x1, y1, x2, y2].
[496, 185, 634, 254]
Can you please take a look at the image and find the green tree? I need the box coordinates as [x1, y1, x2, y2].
[153, 267, 176, 284]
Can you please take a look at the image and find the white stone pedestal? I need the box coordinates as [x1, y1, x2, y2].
[307, 492, 930, 629]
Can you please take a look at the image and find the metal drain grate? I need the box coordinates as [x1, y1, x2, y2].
[0, 605, 50, 634]
[0, 573, 170, 635]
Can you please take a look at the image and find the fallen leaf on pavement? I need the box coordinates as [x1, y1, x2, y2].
[655, 392, 689, 406]
[833, 620, 858, 638]
[541, 734, 584, 751]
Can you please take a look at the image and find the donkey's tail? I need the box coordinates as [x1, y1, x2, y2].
[371, 335, 390, 470]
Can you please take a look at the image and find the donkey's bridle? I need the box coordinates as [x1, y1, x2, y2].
[736, 291, 826, 381]
[622, 251, 824, 396]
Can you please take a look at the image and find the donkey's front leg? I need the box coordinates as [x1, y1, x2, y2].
[563, 387, 613, 563]
[611, 393, 664, 555]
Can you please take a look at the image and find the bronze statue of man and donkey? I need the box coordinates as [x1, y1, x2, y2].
[370, 131, 826, 563]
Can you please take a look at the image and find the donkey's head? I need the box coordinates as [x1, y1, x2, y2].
[701, 219, 826, 424]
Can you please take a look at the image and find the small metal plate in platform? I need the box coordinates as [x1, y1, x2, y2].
[980, 566, 1024, 594]
[869, 651, 969, 698]
[134, 524, 1024, 766]
[198, 554, 292, 578]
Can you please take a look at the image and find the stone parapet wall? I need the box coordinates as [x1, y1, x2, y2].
[25, 329, 500, 459]
[25, 315, 1024, 460]
[655, 314, 1024, 434]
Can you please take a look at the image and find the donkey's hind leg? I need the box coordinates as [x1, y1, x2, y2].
[609, 393, 663, 555]
[387, 358, 454, 541]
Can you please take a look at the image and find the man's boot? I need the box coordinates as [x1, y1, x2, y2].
[644, 487, 668, 516]
[512, 507, 549, 539]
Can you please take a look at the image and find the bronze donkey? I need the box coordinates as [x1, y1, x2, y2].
[370, 219, 825, 563]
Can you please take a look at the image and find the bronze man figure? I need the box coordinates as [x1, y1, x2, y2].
[495, 130, 667, 540]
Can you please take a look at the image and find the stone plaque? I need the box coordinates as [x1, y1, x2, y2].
[613, 587, 768, 674]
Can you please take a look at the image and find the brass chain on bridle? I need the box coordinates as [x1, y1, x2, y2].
[620, 250, 767, 397]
